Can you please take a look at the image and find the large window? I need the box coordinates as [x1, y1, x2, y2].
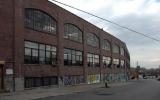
[102, 56, 112, 68]
[25, 8, 56, 34]
[121, 60, 125, 68]
[86, 33, 99, 47]
[24, 41, 56, 65]
[25, 76, 58, 88]
[102, 39, 111, 51]
[64, 48, 83, 66]
[113, 59, 120, 68]
[64, 24, 83, 42]
[112, 44, 120, 54]
[120, 47, 125, 56]
[87, 53, 100, 67]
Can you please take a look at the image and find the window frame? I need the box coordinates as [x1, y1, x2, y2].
[64, 48, 83, 66]
[86, 32, 100, 48]
[24, 41, 57, 65]
[64, 23, 83, 43]
[25, 8, 57, 34]
[87, 53, 100, 67]
[112, 44, 120, 54]
[113, 58, 120, 68]
[120, 47, 125, 56]
[102, 56, 112, 68]
[102, 39, 111, 51]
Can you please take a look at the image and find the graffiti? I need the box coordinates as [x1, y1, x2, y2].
[63, 75, 84, 85]
[102, 73, 128, 83]
[87, 74, 100, 84]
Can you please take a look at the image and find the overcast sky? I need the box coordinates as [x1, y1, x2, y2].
[49, 0, 160, 69]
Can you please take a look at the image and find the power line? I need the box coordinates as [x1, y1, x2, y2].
[50, 0, 160, 42]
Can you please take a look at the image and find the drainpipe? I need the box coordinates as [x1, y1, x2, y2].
[12, 0, 16, 92]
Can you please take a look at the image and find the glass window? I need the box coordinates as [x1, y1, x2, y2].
[64, 24, 83, 43]
[120, 47, 125, 56]
[86, 33, 99, 47]
[39, 44, 45, 50]
[113, 58, 120, 68]
[24, 41, 57, 65]
[121, 60, 125, 68]
[51, 46, 56, 52]
[64, 48, 83, 66]
[25, 41, 38, 49]
[113, 59, 119, 65]
[87, 53, 100, 67]
[102, 39, 111, 51]
[24, 48, 32, 64]
[25, 8, 56, 34]
[25, 48, 31, 56]
[112, 44, 119, 54]
[102, 56, 111, 68]
[39, 44, 45, 64]
[25, 77, 58, 88]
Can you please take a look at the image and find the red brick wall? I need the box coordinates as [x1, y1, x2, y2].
[1, 0, 130, 80]
[0, 0, 15, 73]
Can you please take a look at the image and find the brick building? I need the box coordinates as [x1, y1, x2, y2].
[0, 0, 130, 92]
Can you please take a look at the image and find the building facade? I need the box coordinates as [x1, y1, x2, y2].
[0, 0, 130, 92]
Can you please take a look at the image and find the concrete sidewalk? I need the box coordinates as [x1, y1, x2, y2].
[0, 82, 131, 100]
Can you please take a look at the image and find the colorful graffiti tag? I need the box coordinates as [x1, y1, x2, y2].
[63, 75, 84, 85]
[87, 74, 100, 84]
[102, 73, 128, 83]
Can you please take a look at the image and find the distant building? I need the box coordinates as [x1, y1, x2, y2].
[0, 0, 130, 92]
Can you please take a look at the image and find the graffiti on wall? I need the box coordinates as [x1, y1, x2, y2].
[102, 73, 128, 83]
[63, 75, 84, 85]
[87, 74, 100, 84]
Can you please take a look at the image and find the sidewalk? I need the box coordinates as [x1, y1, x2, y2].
[0, 82, 131, 100]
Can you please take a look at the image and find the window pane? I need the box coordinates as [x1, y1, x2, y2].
[71, 50, 76, 55]
[32, 49, 38, 57]
[39, 44, 45, 50]
[64, 54, 68, 60]
[120, 47, 124, 56]
[25, 41, 38, 49]
[102, 40, 110, 51]
[25, 9, 56, 33]
[40, 57, 45, 64]
[51, 46, 56, 52]
[113, 44, 119, 54]
[46, 51, 51, 58]
[64, 24, 83, 43]
[76, 51, 82, 56]
[25, 48, 31, 56]
[87, 33, 99, 47]
[64, 48, 83, 66]
[46, 45, 51, 51]
[64, 49, 71, 54]
[24, 41, 57, 65]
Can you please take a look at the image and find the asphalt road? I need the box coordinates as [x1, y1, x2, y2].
[35, 79, 160, 100]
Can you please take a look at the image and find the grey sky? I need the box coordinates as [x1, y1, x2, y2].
[49, 0, 160, 69]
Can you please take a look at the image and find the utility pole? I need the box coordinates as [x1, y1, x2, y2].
[136, 61, 140, 80]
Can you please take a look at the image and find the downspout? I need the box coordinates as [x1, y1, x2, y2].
[12, 0, 16, 92]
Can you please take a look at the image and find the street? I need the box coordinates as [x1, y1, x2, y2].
[35, 79, 160, 100]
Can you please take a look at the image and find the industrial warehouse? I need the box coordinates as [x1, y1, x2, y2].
[0, 0, 130, 92]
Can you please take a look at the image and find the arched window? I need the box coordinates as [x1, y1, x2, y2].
[25, 8, 56, 34]
[64, 24, 83, 43]
[102, 39, 111, 51]
[112, 44, 119, 54]
[120, 47, 125, 56]
[86, 33, 99, 47]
